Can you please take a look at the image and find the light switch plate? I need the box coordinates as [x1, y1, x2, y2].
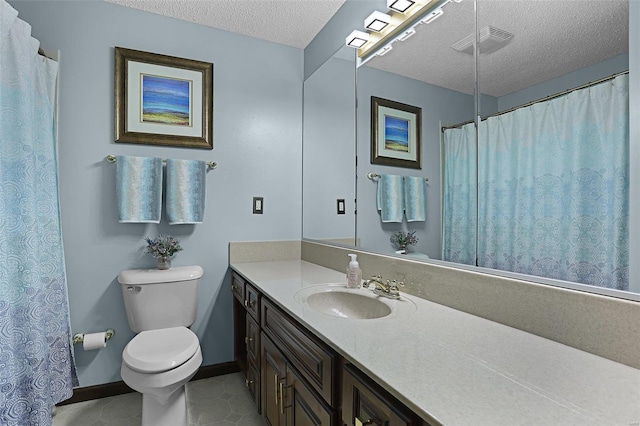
[337, 199, 346, 215]
[253, 197, 263, 214]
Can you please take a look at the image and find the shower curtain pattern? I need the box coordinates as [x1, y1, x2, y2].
[442, 123, 477, 265]
[0, 2, 78, 425]
[443, 75, 629, 290]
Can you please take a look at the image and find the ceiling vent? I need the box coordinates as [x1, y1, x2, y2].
[451, 26, 514, 55]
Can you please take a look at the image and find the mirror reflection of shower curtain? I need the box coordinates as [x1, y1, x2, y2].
[444, 74, 629, 290]
[0, 1, 78, 424]
[442, 123, 477, 265]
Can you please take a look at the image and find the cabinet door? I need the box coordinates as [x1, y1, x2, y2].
[286, 365, 335, 426]
[342, 364, 425, 426]
[246, 314, 260, 366]
[246, 359, 260, 412]
[261, 333, 287, 426]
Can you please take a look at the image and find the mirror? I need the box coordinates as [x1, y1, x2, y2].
[302, 0, 637, 299]
[302, 45, 357, 246]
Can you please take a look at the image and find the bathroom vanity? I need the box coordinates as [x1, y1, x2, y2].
[230, 259, 639, 425]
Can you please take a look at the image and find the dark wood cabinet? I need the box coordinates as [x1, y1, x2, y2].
[342, 364, 426, 426]
[262, 333, 288, 426]
[286, 364, 334, 426]
[233, 271, 429, 426]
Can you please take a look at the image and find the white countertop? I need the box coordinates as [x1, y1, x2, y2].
[230, 260, 640, 426]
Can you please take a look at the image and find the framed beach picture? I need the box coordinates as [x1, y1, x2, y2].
[370, 96, 421, 169]
[115, 47, 213, 149]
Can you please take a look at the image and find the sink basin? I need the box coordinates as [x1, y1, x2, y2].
[305, 291, 392, 319]
[293, 285, 416, 320]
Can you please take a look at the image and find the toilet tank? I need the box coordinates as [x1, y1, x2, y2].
[118, 265, 204, 333]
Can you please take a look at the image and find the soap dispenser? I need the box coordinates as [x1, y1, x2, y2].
[346, 254, 362, 288]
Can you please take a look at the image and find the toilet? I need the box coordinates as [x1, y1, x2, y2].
[118, 265, 204, 426]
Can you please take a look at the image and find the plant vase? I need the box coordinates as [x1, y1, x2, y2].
[157, 257, 171, 270]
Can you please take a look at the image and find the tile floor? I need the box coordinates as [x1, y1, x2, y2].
[52, 372, 263, 426]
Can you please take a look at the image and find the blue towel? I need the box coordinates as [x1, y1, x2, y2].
[376, 174, 404, 223]
[404, 176, 427, 222]
[166, 159, 207, 225]
[116, 155, 163, 223]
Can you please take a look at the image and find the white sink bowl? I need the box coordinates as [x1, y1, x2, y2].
[305, 291, 392, 319]
[294, 285, 416, 320]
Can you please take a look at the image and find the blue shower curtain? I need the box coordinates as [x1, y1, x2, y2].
[0, 2, 78, 425]
[442, 122, 477, 265]
[443, 74, 629, 290]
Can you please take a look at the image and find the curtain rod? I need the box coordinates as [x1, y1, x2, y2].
[441, 70, 629, 133]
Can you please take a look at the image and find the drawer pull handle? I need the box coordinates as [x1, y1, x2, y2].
[279, 381, 285, 414]
[274, 374, 279, 406]
[245, 379, 253, 387]
[244, 300, 256, 308]
[231, 284, 238, 292]
[244, 336, 254, 344]
[355, 418, 373, 426]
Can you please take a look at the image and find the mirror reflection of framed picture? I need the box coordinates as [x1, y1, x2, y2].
[370, 96, 421, 169]
[115, 47, 213, 149]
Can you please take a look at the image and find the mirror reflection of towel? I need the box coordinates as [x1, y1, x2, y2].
[116, 155, 162, 223]
[377, 174, 404, 223]
[166, 159, 206, 225]
[404, 176, 426, 222]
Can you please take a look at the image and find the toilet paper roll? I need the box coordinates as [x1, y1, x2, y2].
[83, 332, 107, 351]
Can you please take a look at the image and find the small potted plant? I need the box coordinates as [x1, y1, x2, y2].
[390, 231, 418, 254]
[144, 235, 182, 270]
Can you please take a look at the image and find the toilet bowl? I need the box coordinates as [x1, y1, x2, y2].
[117, 266, 204, 426]
[121, 326, 202, 426]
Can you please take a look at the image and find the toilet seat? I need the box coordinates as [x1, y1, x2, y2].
[123, 326, 199, 374]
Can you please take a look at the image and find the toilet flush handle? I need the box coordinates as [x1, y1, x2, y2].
[127, 286, 141, 292]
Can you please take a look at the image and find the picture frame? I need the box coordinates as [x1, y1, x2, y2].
[370, 96, 421, 169]
[115, 47, 213, 149]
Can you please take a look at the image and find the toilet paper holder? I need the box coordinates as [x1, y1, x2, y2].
[73, 328, 115, 345]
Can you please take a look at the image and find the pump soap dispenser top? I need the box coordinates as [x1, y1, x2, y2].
[346, 254, 362, 288]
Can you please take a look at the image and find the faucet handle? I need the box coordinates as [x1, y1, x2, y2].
[387, 280, 404, 292]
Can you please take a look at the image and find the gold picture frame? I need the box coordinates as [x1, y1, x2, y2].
[115, 47, 213, 149]
[371, 96, 421, 169]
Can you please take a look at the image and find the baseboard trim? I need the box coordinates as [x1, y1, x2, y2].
[58, 361, 240, 406]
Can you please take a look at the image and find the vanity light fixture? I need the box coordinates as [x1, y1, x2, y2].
[364, 11, 392, 32]
[397, 27, 416, 41]
[376, 44, 393, 57]
[346, 30, 370, 48]
[420, 7, 443, 24]
[387, 0, 416, 13]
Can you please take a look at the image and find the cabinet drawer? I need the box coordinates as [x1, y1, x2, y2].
[246, 314, 260, 366]
[245, 282, 260, 322]
[342, 364, 427, 426]
[231, 273, 245, 303]
[261, 298, 337, 406]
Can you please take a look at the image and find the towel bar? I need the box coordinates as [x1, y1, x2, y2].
[367, 172, 428, 182]
[106, 154, 217, 170]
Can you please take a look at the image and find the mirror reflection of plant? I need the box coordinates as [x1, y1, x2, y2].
[144, 235, 183, 259]
[390, 231, 419, 250]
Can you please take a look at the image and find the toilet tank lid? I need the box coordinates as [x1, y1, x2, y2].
[118, 265, 204, 285]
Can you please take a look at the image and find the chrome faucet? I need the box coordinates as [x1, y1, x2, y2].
[362, 275, 404, 299]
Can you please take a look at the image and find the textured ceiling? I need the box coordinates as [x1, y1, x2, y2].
[366, 0, 629, 96]
[103, 0, 346, 49]
[105, 0, 629, 97]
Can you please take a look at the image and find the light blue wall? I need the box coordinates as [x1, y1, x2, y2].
[10, 0, 303, 387]
[356, 67, 475, 258]
[497, 54, 629, 112]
